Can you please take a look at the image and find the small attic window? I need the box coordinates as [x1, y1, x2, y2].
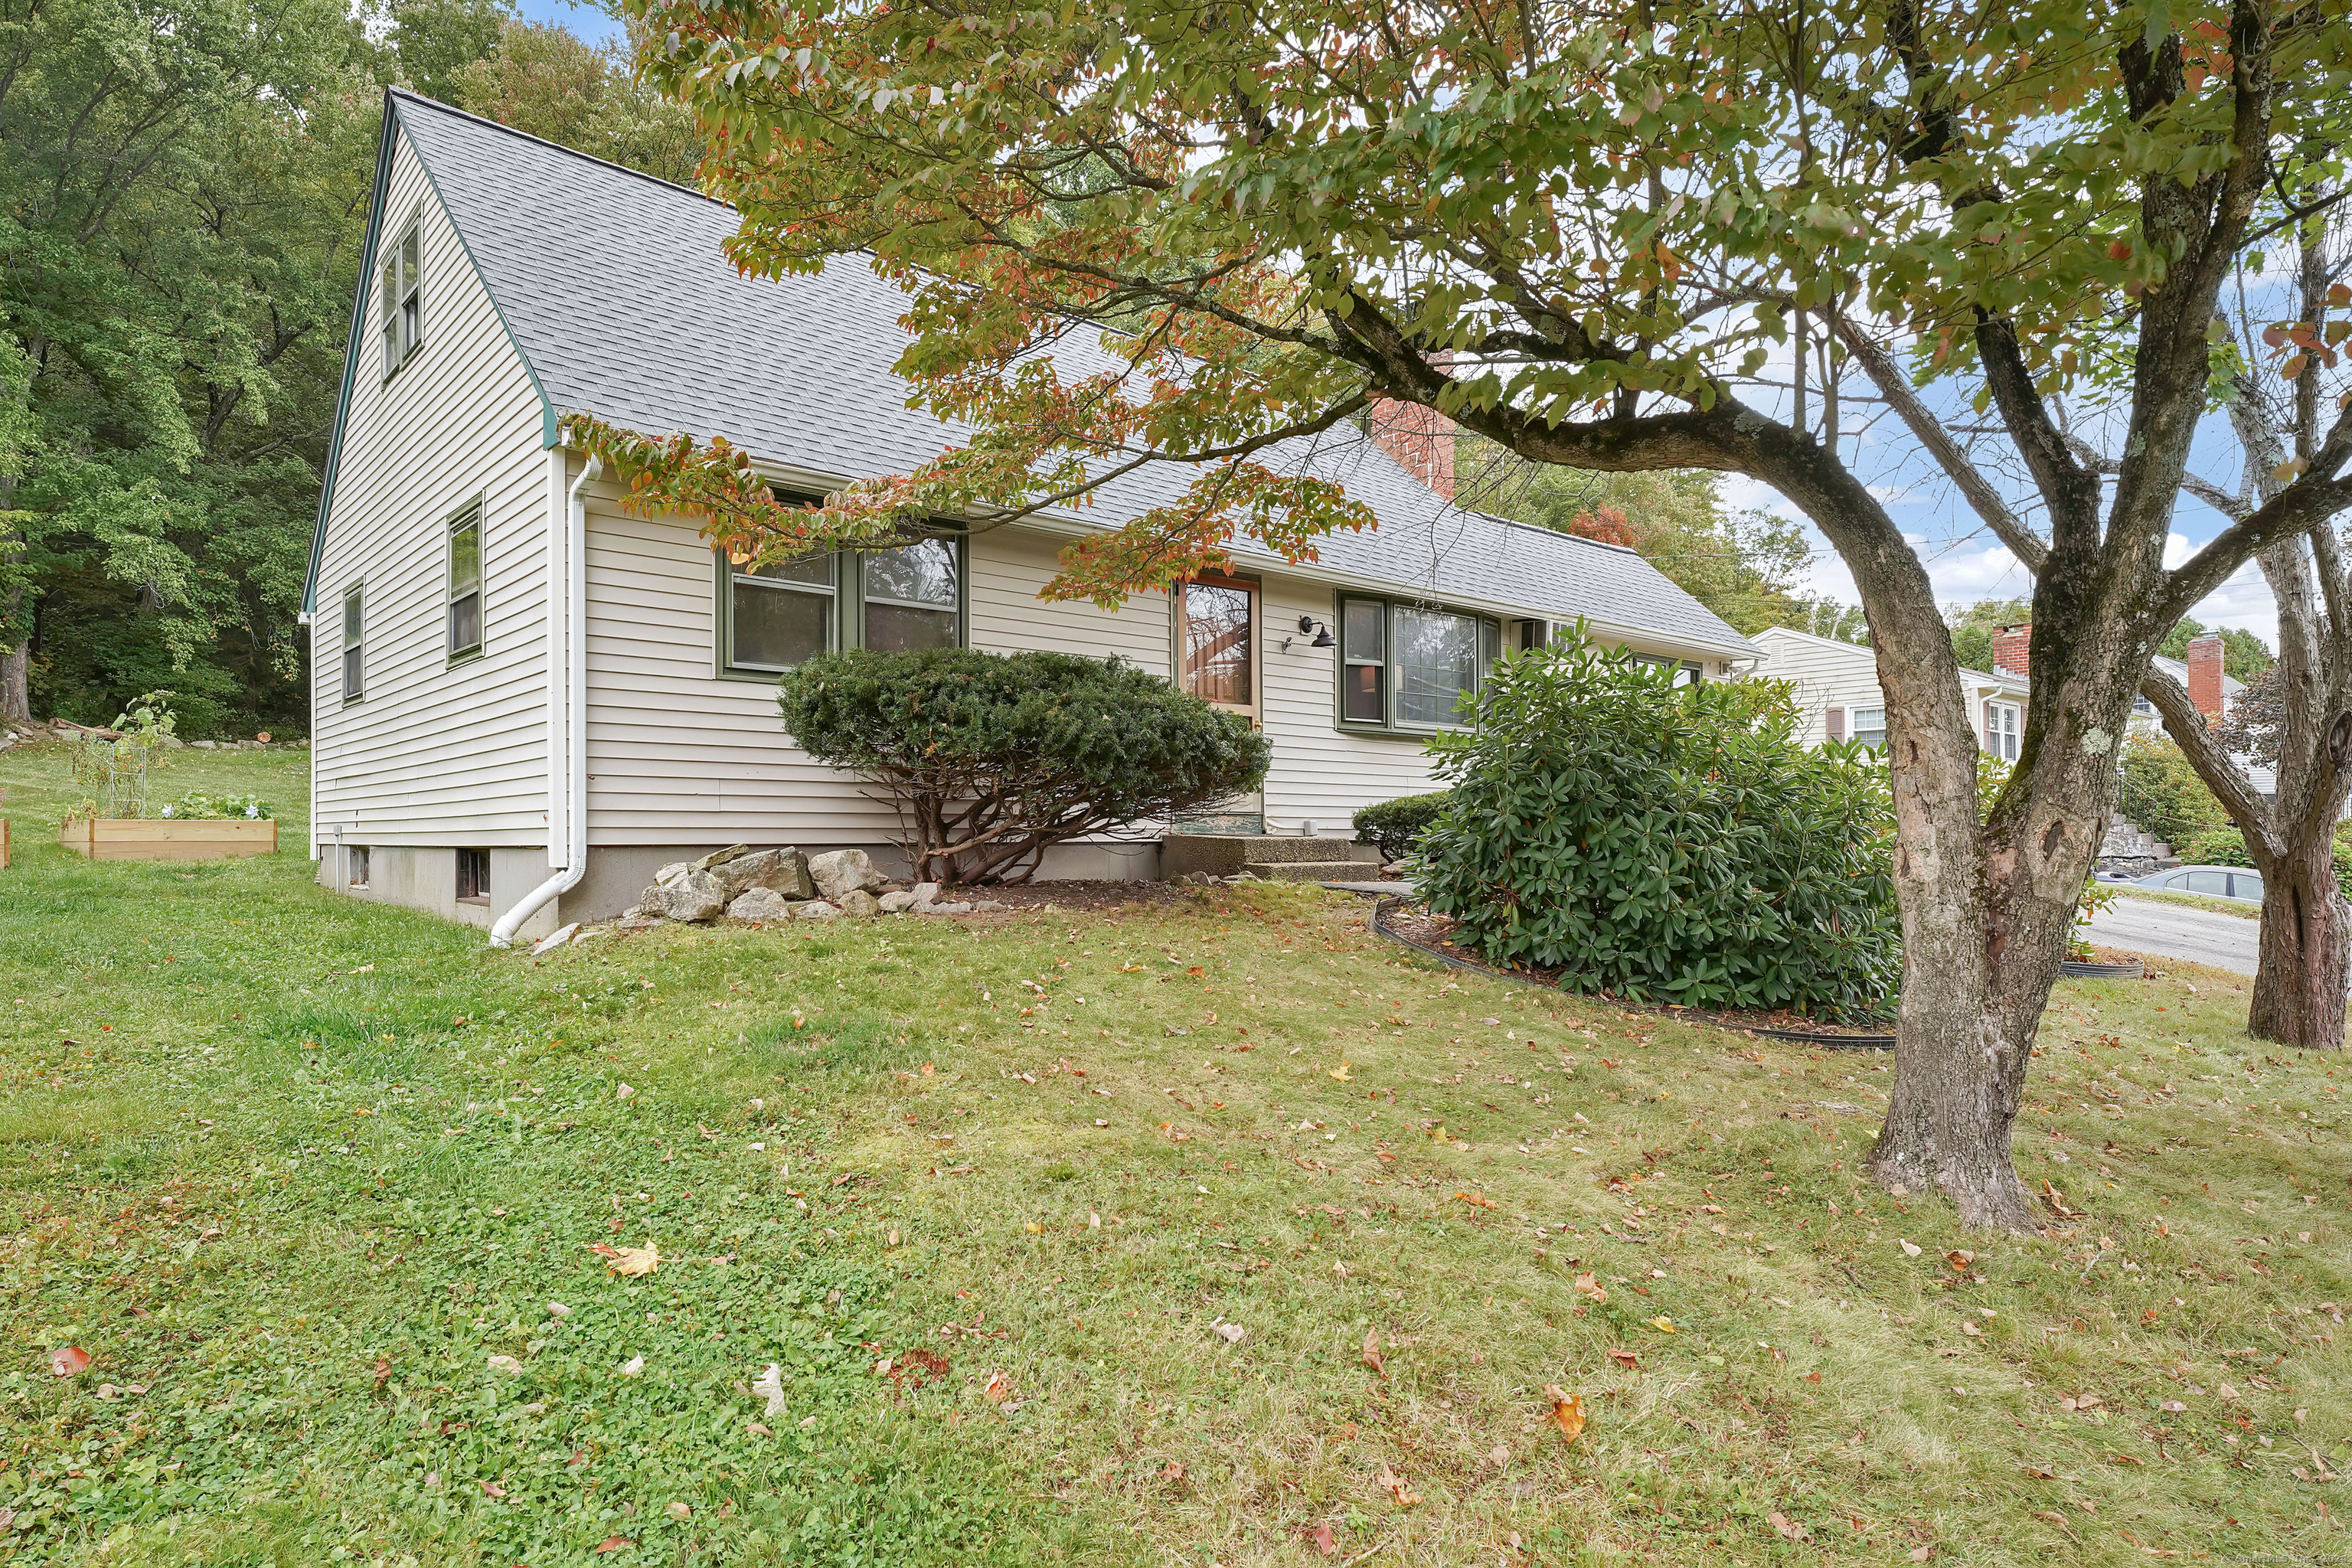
[381, 211, 423, 380]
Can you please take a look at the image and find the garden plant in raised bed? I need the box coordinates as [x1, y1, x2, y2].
[1410, 638, 1900, 1021]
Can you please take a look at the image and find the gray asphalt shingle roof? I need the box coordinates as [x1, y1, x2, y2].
[391, 90, 1756, 658]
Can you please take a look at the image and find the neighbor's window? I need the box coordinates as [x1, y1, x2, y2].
[861, 538, 959, 652]
[341, 583, 364, 702]
[1337, 595, 1498, 731]
[1851, 705, 1887, 750]
[446, 501, 484, 659]
[1629, 652, 1706, 687]
[726, 549, 836, 673]
[380, 212, 423, 379]
[1984, 699, 2020, 762]
[456, 848, 490, 906]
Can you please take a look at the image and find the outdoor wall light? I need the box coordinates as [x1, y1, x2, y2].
[1282, 615, 1336, 652]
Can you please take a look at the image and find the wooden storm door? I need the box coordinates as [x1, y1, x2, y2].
[1175, 573, 1263, 831]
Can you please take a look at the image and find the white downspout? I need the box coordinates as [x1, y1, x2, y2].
[491, 449, 600, 946]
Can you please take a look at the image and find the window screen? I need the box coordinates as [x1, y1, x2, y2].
[1851, 706, 1886, 749]
[381, 214, 423, 377]
[861, 539, 959, 652]
[729, 550, 834, 671]
[341, 584, 364, 701]
[1392, 606, 1480, 726]
[447, 503, 483, 658]
[1341, 598, 1385, 722]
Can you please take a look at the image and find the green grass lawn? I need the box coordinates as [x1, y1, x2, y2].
[2109, 884, 2262, 920]
[2, 743, 2347, 1566]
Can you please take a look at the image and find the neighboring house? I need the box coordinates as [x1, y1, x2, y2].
[1749, 622, 2276, 793]
[301, 91, 1756, 936]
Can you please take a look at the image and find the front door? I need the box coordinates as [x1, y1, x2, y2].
[1175, 573, 1263, 832]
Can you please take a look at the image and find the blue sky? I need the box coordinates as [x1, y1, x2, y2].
[514, 0, 621, 46]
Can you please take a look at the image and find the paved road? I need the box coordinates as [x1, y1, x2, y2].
[2086, 898, 2259, 975]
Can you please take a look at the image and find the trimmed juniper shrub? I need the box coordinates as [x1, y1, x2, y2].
[777, 648, 1269, 884]
[1353, 791, 1452, 861]
[1412, 639, 1899, 1019]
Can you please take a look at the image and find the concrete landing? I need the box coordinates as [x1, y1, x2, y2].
[1162, 833, 1380, 879]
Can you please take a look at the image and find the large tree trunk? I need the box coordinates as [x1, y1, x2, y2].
[0, 641, 27, 726]
[2249, 835, 2352, 1049]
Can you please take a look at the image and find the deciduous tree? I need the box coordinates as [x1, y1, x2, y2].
[581, 0, 2352, 1227]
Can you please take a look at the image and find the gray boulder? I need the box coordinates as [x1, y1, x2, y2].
[712, 847, 815, 902]
[909, 881, 941, 906]
[694, 843, 753, 871]
[837, 889, 883, 920]
[916, 900, 973, 916]
[727, 887, 796, 923]
[642, 869, 724, 922]
[808, 848, 887, 900]
[878, 890, 918, 914]
[796, 900, 841, 920]
[653, 861, 694, 888]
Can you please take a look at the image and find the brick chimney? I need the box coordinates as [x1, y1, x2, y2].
[1367, 396, 1455, 502]
[2187, 633, 2225, 726]
[1991, 623, 2031, 678]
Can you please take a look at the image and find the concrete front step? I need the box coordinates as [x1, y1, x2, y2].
[1240, 860, 1379, 882]
[1163, 833, 1378, 877]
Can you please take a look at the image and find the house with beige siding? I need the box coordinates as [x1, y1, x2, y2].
[301, 90, 1757, 939]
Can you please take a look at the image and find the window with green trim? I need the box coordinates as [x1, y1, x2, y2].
[1334, 594, 1499, 731]
[340, 583, 365, 702]
[380, 212, 423, 381]
[717, 534, 962, 676]
[446, 500, 484, 660]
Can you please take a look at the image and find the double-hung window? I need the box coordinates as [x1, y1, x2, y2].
[1336, 595, 1498, 731]
[340, 584, 365, 702]
[719, 531, 964, 676]
[1984, 699, 2020, 761]
[380, 213, 423, 380]
[446, 501, 484, 660]
[1851, 705, 1887, 750]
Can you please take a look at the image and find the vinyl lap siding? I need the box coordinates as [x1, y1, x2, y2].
[579, 511, 1171, 844]
[1749, 629, 1889, 746]
[1257, 573, 1448, 832]
[311, 129, 553, 851]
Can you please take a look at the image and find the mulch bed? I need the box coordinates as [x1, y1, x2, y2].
[1376, 897, 1899, 1043]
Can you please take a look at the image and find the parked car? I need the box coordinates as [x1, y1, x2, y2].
[2131, 864, 2264, 903]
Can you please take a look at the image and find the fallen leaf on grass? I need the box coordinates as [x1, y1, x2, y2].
[1900, 1239, 1923, 1257]
[1544, 1385, 1586, 1441]
[1377, 1463, 1422, 1507]
[1488, 1442, 1510, 1467]
[1910, 1548, 1933, 1563]
[1453, 1191, 1498, 1209]
[485, 1354, 523, 1373]
[1609, 1349, 1638, 1370]
[982, 1370, 1014, 1404]
[1305, 1520, 1338, 1557]
[1361, 1330, 1385, 1377]
[665, 1501, 692, 1521]
[1647, 1317, 1676, 1333]
[1769, 1512, 1811, 1541]
[1329, 1061, 1352, 1081]
[1213, 1321, 1246, 1344]
[1573, 1272, 1608, 1305]
[592, 1243, 659, 1276]
[1945, 1249, 1975, 1272]
[48, 1347, 90, 1378]
[593, 1539, 635, 1555]
[619, 1355, 645, 1377]
[480, 1479, 507, 1498]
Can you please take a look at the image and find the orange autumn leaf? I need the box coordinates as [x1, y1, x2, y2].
[1452, 1191, 1498, 1210]
[1573, 1272, 1608, 1305]
[982, 1369, 1014, 1404]
[48, 1346, 91, 1378]
[1376, 1462, 1421, 1507]
[1544, 1384, 1586, 1441]
[593, 1538, 635, 1554]
[1360, 1329, 1385, 1377]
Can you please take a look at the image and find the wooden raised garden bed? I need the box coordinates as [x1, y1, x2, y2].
[58, 818, 277, 861]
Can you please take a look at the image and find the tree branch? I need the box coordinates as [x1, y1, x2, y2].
[2142, 664, 2275, 841]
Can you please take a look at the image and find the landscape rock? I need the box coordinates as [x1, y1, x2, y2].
[808, 848, 887, 900]
[694, 843, 753, 871]
[878, 890, 917, 914]
[916, 900, 973, 916]
[837, 889, 883, 919]
[711, 847, 815, 901]
[796, 900, 841, 920]
[641, 869, 724, 922]
[653, 861, 694, 888]
[531, 923, 581, 956]
[909, 881, 941, 906]
[727, 888, 795, 923]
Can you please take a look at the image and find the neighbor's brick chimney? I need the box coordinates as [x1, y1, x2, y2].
[2187, 633, 2225, 727]
[1991, 623, 2031, 678]
[1367, 398, 1455, 502]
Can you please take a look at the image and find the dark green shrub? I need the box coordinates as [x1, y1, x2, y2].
[2117, 735, 2228, 848]
[1354, 791, 1452, 861]
[1411, 642, 1899, 1020]
[2173, 827, 2253, 867]
[776, 648, 1269, 884]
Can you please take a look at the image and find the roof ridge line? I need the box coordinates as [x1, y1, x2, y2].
[389, 87, 732, 212]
